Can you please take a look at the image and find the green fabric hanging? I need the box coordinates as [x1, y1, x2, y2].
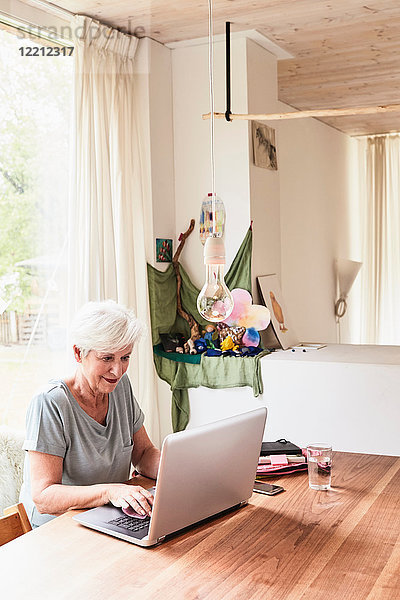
[147, 228, 268, 431]
[153, 350, 269, 432]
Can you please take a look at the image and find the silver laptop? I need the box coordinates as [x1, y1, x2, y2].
[74, 407, 267, 547]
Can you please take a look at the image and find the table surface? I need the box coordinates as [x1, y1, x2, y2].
[1, 452, 400, 600]
[264, 344, 400, 365]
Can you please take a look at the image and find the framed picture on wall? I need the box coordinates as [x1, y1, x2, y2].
[252, 121, 278, 170]
[257, 274, 298, 349]
[156, 238, 173, 263]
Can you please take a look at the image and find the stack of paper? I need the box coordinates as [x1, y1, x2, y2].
[256, 452, 307, 478]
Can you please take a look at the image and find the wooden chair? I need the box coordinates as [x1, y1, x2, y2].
[0, 503, 32, 546]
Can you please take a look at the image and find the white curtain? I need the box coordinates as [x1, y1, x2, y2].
[359, 135, 400, 344]
[68, 16, 160, 444]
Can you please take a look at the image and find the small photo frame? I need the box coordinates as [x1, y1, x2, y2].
[252, 121, 278, 170]
[257, 274, 298, 350]
[156, 238, 173, 263]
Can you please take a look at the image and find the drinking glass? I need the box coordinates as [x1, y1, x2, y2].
[307, 444, 332, 490]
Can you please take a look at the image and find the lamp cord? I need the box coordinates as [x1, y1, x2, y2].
[208, 0, 216, 233]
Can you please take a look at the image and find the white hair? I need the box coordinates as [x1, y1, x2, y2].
[71, 300, 143, 358]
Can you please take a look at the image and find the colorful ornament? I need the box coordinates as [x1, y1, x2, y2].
[220, 335, 237, 351]
[224, 289, 270, 331]
[199, 194, 225, 245]
[217, 323, 246, 346]
[222, 288, 270, 348]
[242, 327, 260, 347]
[194, 338, 207, 353]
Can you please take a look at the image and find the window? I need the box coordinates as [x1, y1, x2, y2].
[0, 26, 73, 428]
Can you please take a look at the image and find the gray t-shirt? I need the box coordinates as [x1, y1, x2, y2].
[20, 374, 144, 527]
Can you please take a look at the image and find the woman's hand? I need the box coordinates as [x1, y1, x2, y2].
[107, 484, 154, 516]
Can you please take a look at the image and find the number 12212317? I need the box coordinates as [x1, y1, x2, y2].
[19, 47, 74, 56]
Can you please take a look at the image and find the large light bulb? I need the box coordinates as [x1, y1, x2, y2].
[197, 235, 234, 322]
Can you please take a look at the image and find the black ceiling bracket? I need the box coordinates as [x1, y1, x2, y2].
[225, 21, 232, 122]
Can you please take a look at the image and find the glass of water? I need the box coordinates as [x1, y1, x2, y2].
[307, 444, 332, 490]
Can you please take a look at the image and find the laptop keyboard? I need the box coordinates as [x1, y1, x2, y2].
[108, 515, 150, 532]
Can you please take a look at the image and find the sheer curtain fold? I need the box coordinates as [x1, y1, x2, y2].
[360, 135, 400, 344]
[68, 15, 160, 444]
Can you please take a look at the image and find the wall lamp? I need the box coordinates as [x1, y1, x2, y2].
[334, 258, 362, 319]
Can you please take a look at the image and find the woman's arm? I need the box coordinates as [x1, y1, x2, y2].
[29, 451, 154, 516]
[131, 426, 161, 480]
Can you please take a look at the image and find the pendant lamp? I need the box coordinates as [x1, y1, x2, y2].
[196, 1, 234, 323]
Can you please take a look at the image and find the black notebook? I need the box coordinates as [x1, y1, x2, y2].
[260, 439, 302, 456]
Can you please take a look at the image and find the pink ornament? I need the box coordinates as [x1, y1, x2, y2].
[242, 328, 260, 347]
[223, 288, 270, 331]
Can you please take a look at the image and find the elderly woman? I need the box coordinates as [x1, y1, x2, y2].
[20, 300, 160, 527]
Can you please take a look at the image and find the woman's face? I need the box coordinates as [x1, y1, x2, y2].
[77, 345, 133, 394]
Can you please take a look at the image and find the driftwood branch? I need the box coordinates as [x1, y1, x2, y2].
[202, 103, 400, 122]
[172, 219, 201, 341]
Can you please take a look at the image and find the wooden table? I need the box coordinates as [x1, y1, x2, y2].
[1, 452, 400, 599]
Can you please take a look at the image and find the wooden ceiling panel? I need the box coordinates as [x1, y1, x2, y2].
[316, 113, 400, 137]
[22, 0, 400, 135]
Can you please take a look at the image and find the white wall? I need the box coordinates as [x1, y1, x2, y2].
[148, 40, 176, 266]
[135, 38, 176, 268]
[278, 113, 354, 343]
[345, 138, 363, 344]
[246, 39, 282, 299]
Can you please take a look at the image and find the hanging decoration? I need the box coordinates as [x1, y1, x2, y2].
[222, 288, 270, 348]
[196, 1, 234, 323]
[199, 193, 225, 245]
